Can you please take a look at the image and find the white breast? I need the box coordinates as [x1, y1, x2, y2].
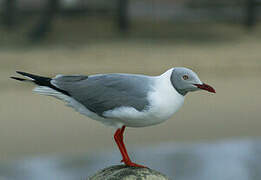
[146, 69, 184, 123]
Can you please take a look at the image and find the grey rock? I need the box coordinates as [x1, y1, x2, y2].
[88, 165, 171, 180]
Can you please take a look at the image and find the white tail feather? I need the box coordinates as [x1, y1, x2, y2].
[33, 86, 68, 100]
[33, 86, 90, 115]
[33, 86, 122, 127]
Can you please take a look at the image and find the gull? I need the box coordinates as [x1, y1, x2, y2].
[11, 67, 215, 167]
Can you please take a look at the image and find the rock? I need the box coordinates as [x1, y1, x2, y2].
[88, 165, 171, 180]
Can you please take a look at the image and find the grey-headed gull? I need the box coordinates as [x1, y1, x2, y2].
[11, 67, 215, 167]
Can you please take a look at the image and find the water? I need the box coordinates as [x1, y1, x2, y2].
[0, 139, 260, 180]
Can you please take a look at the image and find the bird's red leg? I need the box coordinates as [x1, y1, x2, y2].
[118, 126, 130, 162]
[114, 126, 146, 168]
[114, 128, 128, 162]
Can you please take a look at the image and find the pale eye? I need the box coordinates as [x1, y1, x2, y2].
[183, 75, 189, 80]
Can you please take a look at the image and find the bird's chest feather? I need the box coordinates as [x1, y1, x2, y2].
[102, 82, 184, 127]
[147, 79, 184, 122]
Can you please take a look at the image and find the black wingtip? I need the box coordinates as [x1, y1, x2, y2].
[10, 76, 27, 81]
[16, 71, 28, 76]
[12, 71, 71, 96]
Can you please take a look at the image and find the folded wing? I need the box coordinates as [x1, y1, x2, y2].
[51, 74, 153, 116]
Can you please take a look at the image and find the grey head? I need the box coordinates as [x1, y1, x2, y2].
[170, 67, 216, 96]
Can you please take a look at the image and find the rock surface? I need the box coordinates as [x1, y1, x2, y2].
[88, 165, 171, 180]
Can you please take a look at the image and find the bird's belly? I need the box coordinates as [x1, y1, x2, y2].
[142, 94, 184, 126]
[103, 95, 184, 127]
[102, 107, 170, 128]
[132, 81, 185, 127]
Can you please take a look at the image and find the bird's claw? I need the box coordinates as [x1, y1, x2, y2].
[121, 160, 147, 168]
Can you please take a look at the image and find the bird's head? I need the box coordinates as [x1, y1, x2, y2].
[170, 67, 216, 96]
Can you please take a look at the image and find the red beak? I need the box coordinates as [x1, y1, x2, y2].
[194, 83, 216, 93]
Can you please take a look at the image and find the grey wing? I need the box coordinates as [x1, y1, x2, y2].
[51, 74, 153, 116]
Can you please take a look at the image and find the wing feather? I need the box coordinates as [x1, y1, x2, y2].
[51, 74, 153, 116]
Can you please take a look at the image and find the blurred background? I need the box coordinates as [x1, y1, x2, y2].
[1, 0, 261, 179]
